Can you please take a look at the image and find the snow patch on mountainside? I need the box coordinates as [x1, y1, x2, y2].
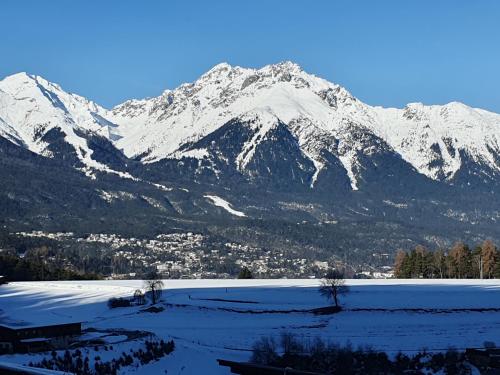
[338, 152, 359, 190]
[172, 148, 209, 160]
[204, 195, 246, 217]
[235, 109, 280, 171]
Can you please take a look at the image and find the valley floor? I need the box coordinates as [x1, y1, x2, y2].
[1, 279, 500, 374]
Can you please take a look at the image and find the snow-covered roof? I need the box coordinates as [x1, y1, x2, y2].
[0, 361, 72, 374]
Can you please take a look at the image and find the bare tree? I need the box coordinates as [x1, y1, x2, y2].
[472, 246, 484, 279]
[433, 249, 446, 279]
[144, 272, 164, 305]
[393, 250, 406, 278]
[318, 269, 349, 308]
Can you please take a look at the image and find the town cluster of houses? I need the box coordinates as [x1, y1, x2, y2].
[14, 231, 394, 279]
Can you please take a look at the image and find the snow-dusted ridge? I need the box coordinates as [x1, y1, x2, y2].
[1, 63, 499, 188]
[0, 72, 122, 175]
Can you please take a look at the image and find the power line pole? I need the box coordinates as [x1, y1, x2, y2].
[480, 254, 484, 279]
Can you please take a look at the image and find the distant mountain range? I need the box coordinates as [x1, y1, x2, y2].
[1, 62, 499, 255]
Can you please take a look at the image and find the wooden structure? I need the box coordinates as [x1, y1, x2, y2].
[0, 322, 81, 354]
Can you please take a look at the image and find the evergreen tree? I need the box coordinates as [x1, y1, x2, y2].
[238, 267, 253, 279]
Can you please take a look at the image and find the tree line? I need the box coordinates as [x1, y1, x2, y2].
[251, 332, 470, 374]
[394, 240, 498, 279]
[0, 251, 100, 281]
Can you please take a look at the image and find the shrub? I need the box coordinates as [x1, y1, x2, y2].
[251, 336, 278, 364]
[484, 341, 496, 349]
[107, 297, 131, 308]
[250, 334, 473, 374]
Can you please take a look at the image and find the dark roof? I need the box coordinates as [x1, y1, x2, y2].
[0, 322, 81, 331]
[217, 359, 326, 375]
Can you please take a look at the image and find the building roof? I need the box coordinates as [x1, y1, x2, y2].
[0, 361, 74, 374]
[0, 322, 81, 330]
[19, 337, 50, 343]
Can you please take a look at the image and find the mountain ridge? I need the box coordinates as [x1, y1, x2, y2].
[1, 63, 498, 190]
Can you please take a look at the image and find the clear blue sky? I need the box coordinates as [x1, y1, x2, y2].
[2, 0, 500, 111]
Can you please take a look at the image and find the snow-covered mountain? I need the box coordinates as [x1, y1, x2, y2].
[1, 63, 499, 190]
[107, 62, 500, 188]
[0, 72, 123, 175]
[371, 102, 500, 182]
[1, 63, 499, 249]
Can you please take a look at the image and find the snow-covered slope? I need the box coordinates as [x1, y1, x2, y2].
[0, 72, 120, 173]
[3, 279, 500, 374]
[109, 62, 500, 187]
[204, 195, 246, 217]
[371, 102, 500, 181]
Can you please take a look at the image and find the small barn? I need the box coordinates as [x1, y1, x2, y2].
[0, 322, 82, 354]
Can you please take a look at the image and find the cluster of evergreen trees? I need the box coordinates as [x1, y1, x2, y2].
[394, 240, 498, 279]
[237, 266, 253, 279]
[0, 251, 100, 281]
[31, 340, 175, 375]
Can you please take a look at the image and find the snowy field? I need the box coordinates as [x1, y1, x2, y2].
[1, 279, 500, 374]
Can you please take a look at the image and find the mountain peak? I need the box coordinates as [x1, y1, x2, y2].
[264, 60, 303, 72]
[1, 72, 36, 87]
[199, 61, 306, 87]
[207, 62, 233, 72]
[200, 62, 236, 80]
[3, 71, 33, 80]
[0, 72, 64, 96]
